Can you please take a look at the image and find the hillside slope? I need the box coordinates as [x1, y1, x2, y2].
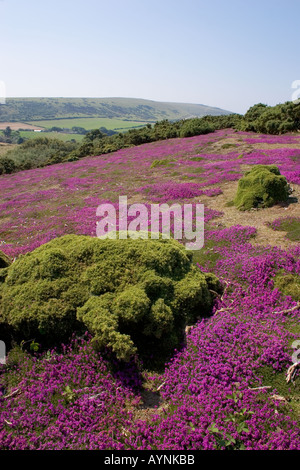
[0, 97, 232, 123]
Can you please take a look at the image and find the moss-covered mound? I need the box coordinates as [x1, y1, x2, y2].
[0, 235, 221, 363]
[234, 164, 289, 211]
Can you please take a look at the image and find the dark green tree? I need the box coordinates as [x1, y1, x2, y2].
[3, 126, 12, 138]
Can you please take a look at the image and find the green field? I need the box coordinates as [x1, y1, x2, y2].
[18, 130, 85, 142]
[27, 117, 148, 131]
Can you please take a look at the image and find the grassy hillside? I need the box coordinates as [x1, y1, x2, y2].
[0, 97, 232, 123]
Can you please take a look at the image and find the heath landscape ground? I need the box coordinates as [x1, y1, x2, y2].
[0, 128, 300, 450]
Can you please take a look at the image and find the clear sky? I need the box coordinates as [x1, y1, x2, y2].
[1, 0, 300, 114]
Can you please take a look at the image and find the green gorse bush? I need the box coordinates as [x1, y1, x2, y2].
[234, 164, 290, 211]
[0, 235, 222, 364]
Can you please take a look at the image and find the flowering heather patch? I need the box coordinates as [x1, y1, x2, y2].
[243, 134, 300, 145]
[268, 216, 300, 231]
[0, 129, 299, 257]
[137, 182, 223, 202]
[1, 225, 300, 450]
[240, 148, 300, 185]
[0, 130, 300, 450]
[0, 336, 141, 450]
[124, 227, 300, 450]
[267, 216, 300, 242]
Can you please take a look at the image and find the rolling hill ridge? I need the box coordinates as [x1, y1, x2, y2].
[0, 97, 232, 123]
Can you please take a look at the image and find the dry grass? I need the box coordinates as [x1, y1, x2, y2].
[201, 186, 300, 251]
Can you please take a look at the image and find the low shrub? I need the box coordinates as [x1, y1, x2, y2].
[0, 235, 221, 365]
[234, 165, 289, 211]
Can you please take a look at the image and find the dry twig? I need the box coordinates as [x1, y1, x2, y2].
[274, 302, 300, 316]
[286, 363, 300, 384]
[249, 386, 272, 391]
[156, 381, 166, 392]
[3, 388, 20, 399]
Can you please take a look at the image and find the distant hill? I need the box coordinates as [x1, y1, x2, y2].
[0, 97, 232, 123]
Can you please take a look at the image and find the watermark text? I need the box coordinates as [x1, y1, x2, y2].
[96, 196, 204, 250]
[291, 80, 300, 104]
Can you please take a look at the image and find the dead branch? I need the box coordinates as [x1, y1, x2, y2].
[213, 306, 233, 315]
[274, 302, 300, 316]
[249, 386, 272, 391]
[270, 394, 288, 403]
[3, 388, 20, 399]
[286, 362, 300, 384]
[4, 419, 13, 426]
[220, 280, 230, 302]
[209, 289, 222, 299]
[156, 381, 166, 392]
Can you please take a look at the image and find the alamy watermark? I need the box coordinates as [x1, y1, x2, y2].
[0, 81, 6, 105]
[291, 80, 300, 105]
[96, 196, 204, 250]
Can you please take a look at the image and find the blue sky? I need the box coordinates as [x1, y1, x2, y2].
[1, 0, 300, 113]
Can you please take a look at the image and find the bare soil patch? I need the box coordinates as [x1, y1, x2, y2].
[203, 135, 300, 155]
[133, 389, 167, 421]
[202, 180, 300, 249]
[194, 134, 300, 248]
